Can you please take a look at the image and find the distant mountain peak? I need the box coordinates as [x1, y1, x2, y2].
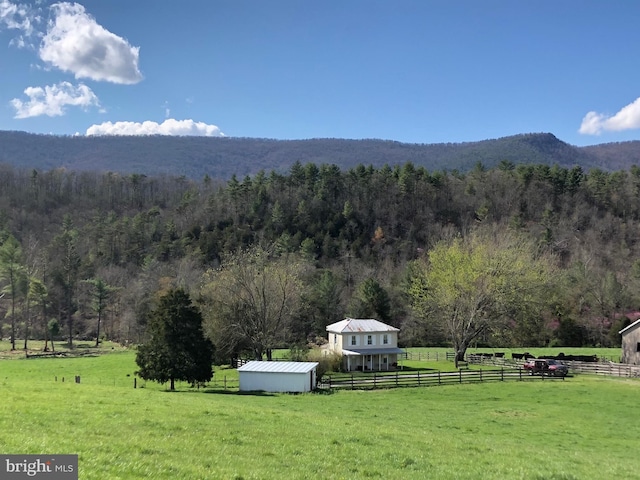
[0, 130, 636, 179]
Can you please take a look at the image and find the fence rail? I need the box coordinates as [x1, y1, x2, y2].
[465, 354, 640, 378]
[319, 368, 562, 390]
[400, 351, 457, 362]
[559, 361, 640, 377]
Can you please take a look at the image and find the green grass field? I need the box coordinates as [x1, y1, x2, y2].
[0, 346, 638, 479]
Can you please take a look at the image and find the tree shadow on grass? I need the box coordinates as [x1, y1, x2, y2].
[170, 387, 335, 396]
[192, 388, 276, 397]
[395, 366, 437, 373]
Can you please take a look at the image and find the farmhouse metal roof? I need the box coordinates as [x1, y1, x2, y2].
[237, 361, 318, 374]
[341, 347, 405, 356]
[325, 318, 399, 333]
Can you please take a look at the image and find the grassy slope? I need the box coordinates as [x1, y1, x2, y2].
[0, 350, 637, 480]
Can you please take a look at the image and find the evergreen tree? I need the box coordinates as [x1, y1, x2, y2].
[83, 278, 118, 347]
[349, 277, 391, 322]
[136, 288, 213, 390]
[0, 234, 26, 350]
[51, 215, 81, 347]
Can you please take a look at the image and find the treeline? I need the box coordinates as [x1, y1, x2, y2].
[0, 160, 639, 357]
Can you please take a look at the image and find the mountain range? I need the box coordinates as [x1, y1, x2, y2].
[0, 130, 639, 180]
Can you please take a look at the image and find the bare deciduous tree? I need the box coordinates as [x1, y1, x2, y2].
[201, 246, 308, 361]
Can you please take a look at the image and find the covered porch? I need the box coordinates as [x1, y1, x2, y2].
[341, 347, 405, 372]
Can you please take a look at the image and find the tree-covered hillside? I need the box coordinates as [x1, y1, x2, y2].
[0, 160, 638, 359]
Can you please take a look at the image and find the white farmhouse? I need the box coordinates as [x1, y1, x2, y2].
[325, 318, 404, 372]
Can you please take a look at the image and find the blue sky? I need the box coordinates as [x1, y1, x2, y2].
[1, 1, 640, 146]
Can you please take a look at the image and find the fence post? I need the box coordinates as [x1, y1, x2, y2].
[374, 373, 377, 388]
[395, 372, 399, 386]
[519, 368, 522, 381]
[459, 369, 462, 384]
[417, 371, 421, 386]
[351, 374, 354, 390]
[438, 370, 441, 385]
[479, 369, 482, 382]
[134, 377, 137, 389]
[501, 368, 504, 381]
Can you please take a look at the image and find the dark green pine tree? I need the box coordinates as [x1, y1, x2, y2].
[136, 288, 213, 390]
[349, 278, 391, 322]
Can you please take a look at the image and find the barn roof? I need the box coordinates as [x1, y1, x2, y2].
[237, 361, 318, 374]
[619, 318, 640, 335]
[326, 318, 399, 333]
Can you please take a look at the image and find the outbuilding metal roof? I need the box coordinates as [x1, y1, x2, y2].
[326, 318, 399, 333]
[237, 361, 318, 374]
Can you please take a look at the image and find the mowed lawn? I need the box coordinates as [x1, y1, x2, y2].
[0, 350, 638, 479]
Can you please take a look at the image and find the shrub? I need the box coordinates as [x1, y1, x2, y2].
[308, 348, 343, 380]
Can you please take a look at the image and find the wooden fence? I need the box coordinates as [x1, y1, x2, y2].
[400, 351, 456, 362]
[565, 361, 640, 377]
[465, 354, 640, 378]
[319, 368, 562, 390]
[231, 358, 250, 368]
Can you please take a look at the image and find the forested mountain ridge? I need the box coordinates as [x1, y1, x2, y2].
[1, 130, 637, 180]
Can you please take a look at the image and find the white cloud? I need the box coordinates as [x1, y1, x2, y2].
[40, 2, 142, 84]
[579, 97, 640, 135]
[0, 0, 36, 44]
[0, 0, 32, 32]
[11, 81, 100, 118]
[85, 119, 225, 137]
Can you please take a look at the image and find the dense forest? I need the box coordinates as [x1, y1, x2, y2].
[4, 130, 640, 180]
[0, 159, 639, 361]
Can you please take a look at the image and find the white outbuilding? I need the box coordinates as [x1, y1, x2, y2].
[237, 361, 319, 393]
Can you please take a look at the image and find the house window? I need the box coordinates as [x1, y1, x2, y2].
[333, 334, 337, 344]
[351, 335, 357, 346]
[383, 334, 388, 345]
[637, 342, 640, 352]
[367, 335, 372, 345]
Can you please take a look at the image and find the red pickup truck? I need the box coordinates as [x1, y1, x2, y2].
[523, 359, 568, 377]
